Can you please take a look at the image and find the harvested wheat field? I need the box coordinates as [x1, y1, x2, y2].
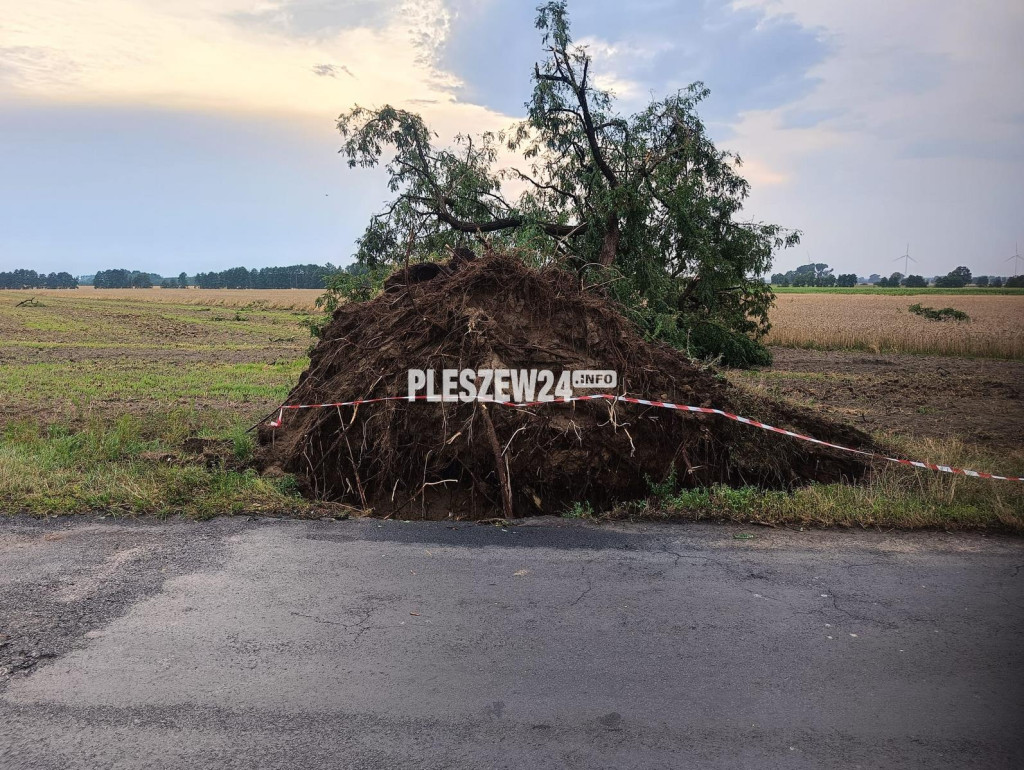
[767, 293, 1024, 359]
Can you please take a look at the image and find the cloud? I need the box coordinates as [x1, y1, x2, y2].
[229, 0, 398, 39]
[0, 0, 515, 274]
[1, 0, 1021, 276]
[437, 0, 829, 119]
[728, 0, 1024, 275]
[312, 63, 354, 78]
[0, 0, 505, 136]
[777, 107, 843, 130]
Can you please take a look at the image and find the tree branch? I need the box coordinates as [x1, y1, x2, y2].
[404, 194, 583, 237]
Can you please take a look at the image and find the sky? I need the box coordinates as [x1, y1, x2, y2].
[1, 0, 1022, 279]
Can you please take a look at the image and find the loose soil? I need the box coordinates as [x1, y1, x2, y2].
[734, 349, 1023, 451]
[259, 253, 875, 518]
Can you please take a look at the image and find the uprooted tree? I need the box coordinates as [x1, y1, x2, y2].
[332, 1, 799, 367]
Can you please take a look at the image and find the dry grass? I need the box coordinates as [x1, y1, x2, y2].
[768, 293, 1024, 359]
[5, 286, 324, 311]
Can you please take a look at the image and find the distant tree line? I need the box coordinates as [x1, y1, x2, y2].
[772, 263, 1023, 288]
[191, 264, 344, 289]
[92, 269, 167, 289]
[3, 263, 357, 291]
[0, 269, 79, 289]
[770, 264, 857, 288]
[158, 273, 192, 289]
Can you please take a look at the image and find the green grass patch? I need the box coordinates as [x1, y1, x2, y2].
[0, 298, 313, 350]
[21, 317, 93, 333]
[0, 417, 308, 518]
[610, 437, 1024, 532]
[562, 500, 595, 519]
[0, 359, 307, 407]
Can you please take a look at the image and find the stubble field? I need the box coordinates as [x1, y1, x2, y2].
[1, 287, 1021, 527]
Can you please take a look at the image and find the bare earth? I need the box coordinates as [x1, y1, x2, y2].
[737, 348, 1023, 450]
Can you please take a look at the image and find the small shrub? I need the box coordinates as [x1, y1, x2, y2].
[646, 466, 679, 501]
[304, 268, 389, 339]
[908, 303, 969, 322]
[226, 424, 256, 462]
[563, 500, 594, 519]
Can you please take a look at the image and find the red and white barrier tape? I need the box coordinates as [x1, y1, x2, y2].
[267, 394, 1024, 482]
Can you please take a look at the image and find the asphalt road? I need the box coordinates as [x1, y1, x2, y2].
[0, 515, 1021, 769]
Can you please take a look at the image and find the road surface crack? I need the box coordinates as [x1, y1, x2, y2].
[569, 561, 596, 606]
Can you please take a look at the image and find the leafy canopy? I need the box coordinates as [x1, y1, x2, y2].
[332, 1, 799, 366]
[771, 263, 835, 288]
[934, 266, 973, 288]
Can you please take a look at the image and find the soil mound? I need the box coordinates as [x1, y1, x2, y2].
[259, 252, 873, 518]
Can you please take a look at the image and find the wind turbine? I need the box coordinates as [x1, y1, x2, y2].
[894, 243, 916, 275]
[1006, 243, 1023, 277]
[805, 252, 818, 279]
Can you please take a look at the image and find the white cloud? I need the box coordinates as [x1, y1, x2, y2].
[3, 0, 1021, 275]
[0, 0, 513, 137]
[727, 0, 1024, 275]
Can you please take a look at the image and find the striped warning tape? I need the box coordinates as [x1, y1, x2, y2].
[267, 394, 1024, 482]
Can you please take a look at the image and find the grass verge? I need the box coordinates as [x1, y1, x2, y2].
[3, 418, 1020, 527]
[596, 436, 1024, 532]
[0, 415, 316, 519]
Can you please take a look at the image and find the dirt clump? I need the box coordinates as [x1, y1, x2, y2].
[258, 252, 874, 518]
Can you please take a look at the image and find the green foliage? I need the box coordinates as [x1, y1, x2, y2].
[0, 269, 78, 289]
[330, 1, 799, 367]
[772, 263, 835, 288]
[562, 500, 594, 518]
[193, 264, 342, 290]
[934, 266, 972, 288]
[226, 424, 256, 462]
[93, 269, 154, 289]
[303, 265, 389, 339]
[645, 469, 785, 516]
[646, 465, 680, 501]
[0, 419, 306, 517]
[908, 303, 970, 322]
[614, 477, 1024, 531]
[902, 274, 928, 288]
[876, 272, 904, 288]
